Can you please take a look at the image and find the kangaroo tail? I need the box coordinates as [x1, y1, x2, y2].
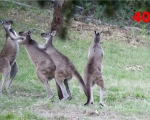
[73, 69, 87, 96]
[84, 78, 91, 106]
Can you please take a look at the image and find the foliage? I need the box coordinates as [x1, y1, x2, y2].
[76, 0, 150, 27]
[35, 0, 150, 38]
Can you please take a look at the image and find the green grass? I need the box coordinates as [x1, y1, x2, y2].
[0, 1, 150, 120]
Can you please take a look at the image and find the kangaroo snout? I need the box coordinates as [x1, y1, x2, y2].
[4, 20, 13, 24]
[8, 20, 13, 24]
[19, 31, 24, 35]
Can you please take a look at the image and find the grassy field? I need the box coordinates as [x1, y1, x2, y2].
[0, 1, 150, 120]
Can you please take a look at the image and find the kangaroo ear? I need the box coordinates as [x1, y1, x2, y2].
[96, 29, 102, 36]
[51, 31, 56, 37]
[94, 31, 97, 35]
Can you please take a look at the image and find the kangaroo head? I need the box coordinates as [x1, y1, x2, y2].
[0, 20, 13, 29]
[18, 29, 35, 44]
[94, 30, 102, 43]
[41, 31, 56, 41]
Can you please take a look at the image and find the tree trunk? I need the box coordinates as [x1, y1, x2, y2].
[50, 0, 64, 33]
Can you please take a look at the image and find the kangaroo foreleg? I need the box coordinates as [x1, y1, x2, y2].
[6, 29, 24, 41]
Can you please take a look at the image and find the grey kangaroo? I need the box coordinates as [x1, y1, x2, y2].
[84, 30, 105, 106]
[7, 29, 63, 99]
[41, 31, 87, 100]
[0, 20, 19, 95]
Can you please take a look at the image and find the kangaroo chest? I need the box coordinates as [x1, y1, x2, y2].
[88, 44, 104, 58]
[1, 37, 19, 65]
[25, 45, 51, 67]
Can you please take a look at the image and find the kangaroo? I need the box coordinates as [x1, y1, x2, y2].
[41, 31, 87, 100]
[84, 30, 105, 106]
[7, 29, 63, 99]
[0, 20, 19, 95]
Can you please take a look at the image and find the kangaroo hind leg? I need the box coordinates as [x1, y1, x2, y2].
[96, 76, 105, 106]
[37, 71, 54, 99]
[55, 71, 69, 100]
[6, 62, 18, 91]
[64, 79, 72, 100]
[56, 80, 69, 100]
[0, 66, 11, 95]
[55, 81, 63, 100]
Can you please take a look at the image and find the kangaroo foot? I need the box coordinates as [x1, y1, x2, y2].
[6, 88, 10, 93]
[68, 96, 72, 100]
[61, 96, 70, 101]
[91, 101, 94, 104]
[100, 102, 106, 107]
[84, 102, 89, 106]
[47, 95, 54, 99]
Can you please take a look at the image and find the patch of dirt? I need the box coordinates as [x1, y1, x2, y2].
[32, 106, 130, 120]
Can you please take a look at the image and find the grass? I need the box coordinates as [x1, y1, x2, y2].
[0, 1, 150, 120]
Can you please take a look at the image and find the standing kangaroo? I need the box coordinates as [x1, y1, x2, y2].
[0, 20, 19, 95]
[41, 31, 87, 100]
[84, 31, 105, 106]
[7, 29, 63, 99]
